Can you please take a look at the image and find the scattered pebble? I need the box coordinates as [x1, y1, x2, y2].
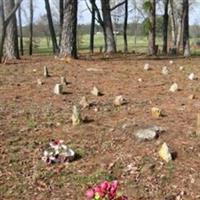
[188, 73, 197, 80]
[169, 60, 174, 65]
[151, 107, 163, 118]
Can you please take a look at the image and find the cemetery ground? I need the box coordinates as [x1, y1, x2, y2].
[1, 54, 200, 200]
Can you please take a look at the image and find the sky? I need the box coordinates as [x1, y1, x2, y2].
[20, 0, 200, 26]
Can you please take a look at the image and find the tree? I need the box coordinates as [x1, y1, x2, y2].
[101, 0, 116, 53]
[4, 0, 19, 59]
[144, 0, 156, 55]
[18, 3, 23, 55]
[60, 0, 78, 58]
[0, 0, 23, 62]
[29, 0, 33, 55]
[123, 0, 128, 52]
[89, 0, 95, 53]
[59, 0, 63, 45]
[44, 0, 59, 54]
[182, 0, 190, 56]
[162, 0, 169, 54]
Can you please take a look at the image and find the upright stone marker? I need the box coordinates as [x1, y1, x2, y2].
[44, 66, 49, 77]
[54, 84, 63, 95]
[71, 106, 82, 126]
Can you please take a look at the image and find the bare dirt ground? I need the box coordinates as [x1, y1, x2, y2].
[1, 54, 200, 200]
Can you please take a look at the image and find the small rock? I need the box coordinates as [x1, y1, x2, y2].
[169, 83, 178, 92]
[188, 94, 195, 100]
[138, 78, 143, 82]
[179, 66, 184, 71]
[86, 68, 103, 72]
[159, 143, 172, 162]
[37, 79, 43, 85]
[61, 76, 67, 85]
[151, 107, 163, 118]
[44, 66, 49, 77]
[144, 63, 151, 71]
[162, 66, 169, 75]
[79, 96, 90, 108]
[169, 60, 174, 65]
[71, 106, 82, 126]
[113, 95, 126, 106]
[91, 86, 101, 96]
[54, 84, 63, 95]
[135, 129, 157, 141]
[188, 73, 197, 80]
[135, 126, 165, 141]
[33, 69, 37, 73]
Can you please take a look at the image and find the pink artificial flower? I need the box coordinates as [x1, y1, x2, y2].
[86, 189, 95, 199]
[100, 181, 111, 191]
[94, 185, 105, 198]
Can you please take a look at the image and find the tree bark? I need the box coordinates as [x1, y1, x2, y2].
[89, 0, 95, 53]
[18, 4, 23, 56]
[182, 0, 190, 57]
[4, 0, 19, 59]
[100, 0, 116, 53]
[162, 0, 169, 54]
[59, 0, 63, 45]
[123, 0, 128, 53]
[169, 0, 177, 50]
[29, 0, 33, 55]
[44, 0, 59, 54]
[148, 0, 156, 55]
[60, 0, 78, 58]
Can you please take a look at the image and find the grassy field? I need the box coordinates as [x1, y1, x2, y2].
[22, 34, 200, 55]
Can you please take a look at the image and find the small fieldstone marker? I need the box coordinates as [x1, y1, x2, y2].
[44, 66, 49, 77]
[188, 73, 197, 80]
[54, 84, 63, 95]
[113, 95, 126, 106]
[162, 66, 169, 75]
[37, 79, 43, 85]
[151, 107, 163, 118]
[91, 86, 101, 96]
[169, 60, 174, 65]
[71, 105, 82, 126]
[188, 94, 195, 100]
[196, 114, 200, 136]
[179, 66, 184, 71]
[169, 83, 178, 92]
[144, 63, 150, 71]
[138, 78, 143, 82]
[159, 143, 172, 163]
[61, 76, 67, 85]
[79, 96, 90, 108]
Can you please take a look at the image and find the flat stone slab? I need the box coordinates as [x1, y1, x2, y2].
[134, 125, 166, 141]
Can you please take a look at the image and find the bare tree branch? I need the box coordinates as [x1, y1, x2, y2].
[110, 0, 125, 11]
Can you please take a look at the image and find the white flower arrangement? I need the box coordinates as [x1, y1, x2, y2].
[42, 140, 75, 164]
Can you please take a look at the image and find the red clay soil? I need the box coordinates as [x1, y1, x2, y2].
[0, 54, 200, 200]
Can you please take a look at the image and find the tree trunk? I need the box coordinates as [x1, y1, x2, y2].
[29, 0, 33, 55]
[4, 0, 19, 59]
[18, 4, 23, 56]
[59, 0, 63, 45]
[44, 0, 59, 54]
[148, 0, 156, 55]
[169, 0, 177, 49]
[123, 0, 128, 53]
[162, 0, 169, 54]
[176, 18, 183, 52]
[60, 0, 78, 58]
[0, 0, 5, 62]
[101, 0, 116, 53]
[182, 0, 190, 57]
[89, 0, 95, 53]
